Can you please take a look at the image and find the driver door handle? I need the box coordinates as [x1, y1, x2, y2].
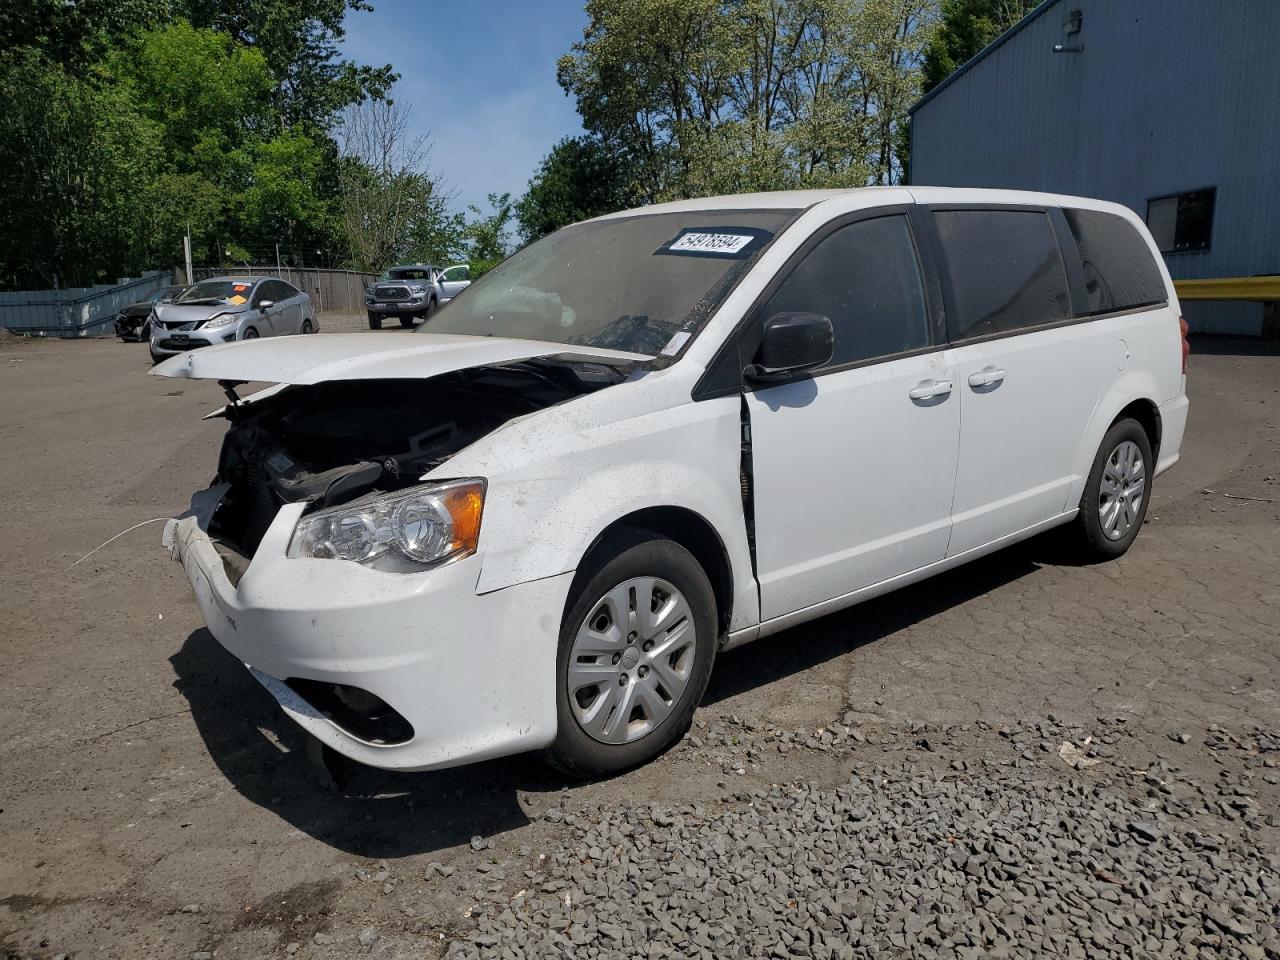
[908, 378, 953, 401]
[967, 366, 1005, 388]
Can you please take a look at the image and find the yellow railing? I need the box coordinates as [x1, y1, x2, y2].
[1173, 276, 1280, 301]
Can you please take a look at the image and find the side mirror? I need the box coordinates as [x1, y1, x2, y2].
[257, 300, 274, 310]
[746, 312, 834, 380]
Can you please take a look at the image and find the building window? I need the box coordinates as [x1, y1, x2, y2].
[1146, 188, 1215, 254]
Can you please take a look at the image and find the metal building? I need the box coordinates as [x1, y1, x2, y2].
[909, 0, 1280, 335]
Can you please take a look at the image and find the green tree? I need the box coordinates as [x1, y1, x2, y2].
[464, 192, 515, 267]
[557, 0, 936, 201]
[920, 0, 1035, 93]
[516, 136, 634, 242]
[337, 98, 457, 272]
[0, 49, 162, 288]
[182, 0, 396, 127]
[0, 0, 173, 70]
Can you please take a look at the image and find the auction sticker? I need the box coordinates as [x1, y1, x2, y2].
[656, 226, 772, 259]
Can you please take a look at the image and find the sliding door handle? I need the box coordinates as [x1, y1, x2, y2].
[967, 366, 1005, 388]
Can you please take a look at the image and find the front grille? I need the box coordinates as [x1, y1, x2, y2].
[158, 338, 211, 351]
[375, 285, 411, 301]
[159, 320, 196, 331]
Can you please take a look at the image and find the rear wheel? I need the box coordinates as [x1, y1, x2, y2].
[367, 312, 382, 330]
[1070, 418, 1152, 560]
[547, 529, 717, 776]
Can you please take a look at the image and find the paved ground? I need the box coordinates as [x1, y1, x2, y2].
[0, 324, 1277, 959]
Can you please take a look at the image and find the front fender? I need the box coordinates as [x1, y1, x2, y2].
[438, 387, 759, 632]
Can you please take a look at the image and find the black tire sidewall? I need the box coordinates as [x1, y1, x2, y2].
[549, 530, 717, 776]
[1076, 418, 1153, 559]
[367, 312, 382, 330]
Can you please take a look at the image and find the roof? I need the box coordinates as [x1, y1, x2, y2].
[592, 184, 1135, 223]
[909, 0, 1060, 115]
[590, 187, 907, 221]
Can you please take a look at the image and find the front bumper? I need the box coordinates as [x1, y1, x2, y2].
[151, 328, 236, 357]
[366, 299, 427, 315]
[163, 501, 571, 771]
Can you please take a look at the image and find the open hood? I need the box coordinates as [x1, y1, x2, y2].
[149, 332, 651, 384]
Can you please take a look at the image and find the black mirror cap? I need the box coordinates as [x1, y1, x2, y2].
[747, 312, 834, 380]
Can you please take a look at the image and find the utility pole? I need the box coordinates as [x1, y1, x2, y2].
[275, 242, 282, 279]
[183, 226, 194, 285]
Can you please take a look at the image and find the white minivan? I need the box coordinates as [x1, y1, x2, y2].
[157, 187, 1189, 776]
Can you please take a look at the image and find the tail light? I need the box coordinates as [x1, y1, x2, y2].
[1178, 315, 1190, 373]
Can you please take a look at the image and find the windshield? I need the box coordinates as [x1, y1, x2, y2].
[423, 209, 797, 356]
[176, 280, 255, 305]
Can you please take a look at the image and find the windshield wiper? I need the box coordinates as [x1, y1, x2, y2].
[179, 297, 228, 306]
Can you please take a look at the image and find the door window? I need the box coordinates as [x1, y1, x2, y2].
[934, 209, 1071, 340]
[1063, 209, 1167, 315]
[760, 215, 929, 366]
[441, 265, 470, 282]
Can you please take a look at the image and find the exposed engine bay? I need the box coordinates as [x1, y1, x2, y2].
[208, 360, 622, 556]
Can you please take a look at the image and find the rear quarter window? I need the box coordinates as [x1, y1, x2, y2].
[1063, 209, 1168, 315]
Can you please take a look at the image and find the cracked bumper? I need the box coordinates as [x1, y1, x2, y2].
[162, 505, 571, 771]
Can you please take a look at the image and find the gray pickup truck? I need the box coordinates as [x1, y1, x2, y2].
[364, 263, 471, 329]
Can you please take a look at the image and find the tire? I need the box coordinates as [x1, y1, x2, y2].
[301, 319, 313, 335]
[547, 528, 717, 776]
[242, 326, 259, 340]
[1069, 417, 1153, 560]
[399, 313, 415, 329]
[149, 346, 164, 365]
[367, 312, 382, 330]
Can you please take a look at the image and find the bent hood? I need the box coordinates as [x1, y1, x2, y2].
[149, 332, 651, 384]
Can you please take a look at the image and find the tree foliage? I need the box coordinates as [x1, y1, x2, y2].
[555, 0, 936, 203]
[516, 136, 635, 243]
[0, 0, 414, 289]
[338, 99, 460, 272]
[920, 0, 1035, 92]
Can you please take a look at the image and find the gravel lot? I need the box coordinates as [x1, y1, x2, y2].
[0, 322, 1277, 959]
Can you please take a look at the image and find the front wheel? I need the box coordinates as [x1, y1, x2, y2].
[301, 318, 313, 335]
[241, 326, 259, 340]
[1070, 418, 1153, 560]
[367, 312, 382, 330]
[547, 529, 717, 776]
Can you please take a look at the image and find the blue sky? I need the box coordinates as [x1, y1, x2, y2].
[341, 0, 589, 213]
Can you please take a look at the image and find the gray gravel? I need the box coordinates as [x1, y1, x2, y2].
[445, 756, 1280, 959]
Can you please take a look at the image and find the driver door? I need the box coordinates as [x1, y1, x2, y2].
[745, 211, 960, 621]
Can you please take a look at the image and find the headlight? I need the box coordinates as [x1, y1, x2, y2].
[203, 312, 238, 328]
[409, 284, 426, 294]
[287, 479, 485, 571]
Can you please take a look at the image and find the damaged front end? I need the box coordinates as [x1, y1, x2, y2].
[201, 360, 624, 568]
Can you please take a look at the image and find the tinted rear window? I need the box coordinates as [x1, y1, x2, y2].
[1064, 209, 1168, 315]
[935, 209, 1071, 340]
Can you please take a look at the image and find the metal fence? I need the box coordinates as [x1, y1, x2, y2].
[0, 271, 172, 337]
[191, 266, 378, 314]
